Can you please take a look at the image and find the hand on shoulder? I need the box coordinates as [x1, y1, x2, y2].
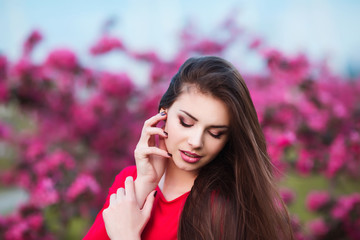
[103, 176, 156, 240]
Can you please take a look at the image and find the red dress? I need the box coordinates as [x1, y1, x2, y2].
[83, 166, 190, 240]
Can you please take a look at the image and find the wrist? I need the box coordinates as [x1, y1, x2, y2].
[112, 233, 141, 240]
[134, 178, 158, 208]
[135, 176, 158, 188]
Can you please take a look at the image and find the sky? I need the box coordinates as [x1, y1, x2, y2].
[0, 0, 359, 81]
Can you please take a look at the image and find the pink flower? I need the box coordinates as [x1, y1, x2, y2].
[0, 55, 9, 102]
[262, 49, 310, 84]
[331, 193, 360, 220]
[29, 178, 59, 207]
[0, 121, 11, 139]
[91, 127, 123, 154]
[280, 188, 296, 205]
[273, 106, 300, 129]
[296, 149, 314, 175]
[27, 213, 43, 230]
[333, 102, 347, 118]
[12, 57, 37, 78]
[0, 82, 9, 102]
[45, 48, 78, 70]
[301, 99, 329, 131]
[23, 29, 43, 57]
[90, 35, 124, 55]
[150, 61, 174, 83]
[17, 171, 32, 188]
[81, 67, 96, 85]
[131, 51, 159, 62]
[267, 144, 285, 176]
[71, 104, 98, 134]
[66, 174, 100, 201]
[0, 54, 7, 79]
[99, 72, 134, 99]
[306, 191, 330, 211]
[88, 94, 112, 115]
[25, 140, 46, 163]
[137, 92, 163, 119]
[349, 132, 360, 155]
[326, 136, 346, 178]
[249, 38, 262, 49]
[34, 150, 75, 176]
[278, 131, 296, 148]
[191, 39, 225, 54]
[307, 218, 329, 237]
[47, 150, 75, 170]
[5, 221, 29, 240]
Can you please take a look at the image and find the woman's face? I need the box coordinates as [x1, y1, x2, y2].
[164, 86, 230, 174]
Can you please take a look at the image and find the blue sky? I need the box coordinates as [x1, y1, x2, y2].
[1, 0, 359, 80]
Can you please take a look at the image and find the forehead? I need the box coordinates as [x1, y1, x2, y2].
[171, 85, 230, 126]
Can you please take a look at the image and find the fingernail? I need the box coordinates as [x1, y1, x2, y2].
[126, 176, 133, 182]
[163, 131, 168, 136]
[160, 111, 166, 116]
[154, 191, 157, 197]
[167, 152, 172, 157]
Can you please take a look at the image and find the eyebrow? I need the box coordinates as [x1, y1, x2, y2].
[179, 110, 229, 129]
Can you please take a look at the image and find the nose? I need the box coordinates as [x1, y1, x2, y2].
[187, 129, 204, 149]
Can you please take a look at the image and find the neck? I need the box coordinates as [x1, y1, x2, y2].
[161, 160, 197, 201]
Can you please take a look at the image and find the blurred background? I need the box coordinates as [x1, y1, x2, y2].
[0, 0, 359, 239]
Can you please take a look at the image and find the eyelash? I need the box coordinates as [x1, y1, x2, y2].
[209, 132, 223, 139]
[179, 118, 224, 139]
[179, 118, 192, 127]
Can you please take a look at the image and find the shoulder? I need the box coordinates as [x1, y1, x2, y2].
[114, 165, 137, 182]
[110, 165, 137, 192]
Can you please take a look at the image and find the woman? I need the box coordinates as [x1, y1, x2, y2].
[84, 56, 294, 239]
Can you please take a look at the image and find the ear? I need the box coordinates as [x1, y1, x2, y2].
[159, 108, 168, 114]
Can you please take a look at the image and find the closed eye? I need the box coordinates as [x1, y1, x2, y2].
[179, 117, 193, 127]
[209, 131, 225, 139]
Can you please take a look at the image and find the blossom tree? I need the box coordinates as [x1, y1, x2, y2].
[0, 18, 359, 239]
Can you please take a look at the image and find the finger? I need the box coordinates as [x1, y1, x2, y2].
[135, 146, 171, 159]
[116, 187, 125, 201]
[109, 193, 117, 205]
[158, 135, 168, 152]
[124, 176, 136, 201]
[138, 127, 168, 146]
[143, 112, 167, 128]
[139, 127, 168, 146]
[142, 190, 157, 218]
[143, 127, 168, 138]
[102, 208, 108, 219]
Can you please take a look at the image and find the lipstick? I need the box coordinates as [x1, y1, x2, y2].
[179, 150, 202, 163]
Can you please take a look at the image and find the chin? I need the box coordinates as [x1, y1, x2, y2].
[172, 156, 203, 173]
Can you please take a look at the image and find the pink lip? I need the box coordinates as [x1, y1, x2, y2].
[179, 150, 202, 163]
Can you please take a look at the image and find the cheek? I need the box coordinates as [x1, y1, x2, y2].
[164, 118, 173, 137]
[207, 139, 227, 156]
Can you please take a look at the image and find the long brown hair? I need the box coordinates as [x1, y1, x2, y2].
[159, 56, 293, 239]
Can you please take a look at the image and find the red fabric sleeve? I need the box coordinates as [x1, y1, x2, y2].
[82, 166, 137, 240]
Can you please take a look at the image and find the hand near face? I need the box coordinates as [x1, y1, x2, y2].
[133, 111, 170, 206]
[103, 177, 156, 240]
